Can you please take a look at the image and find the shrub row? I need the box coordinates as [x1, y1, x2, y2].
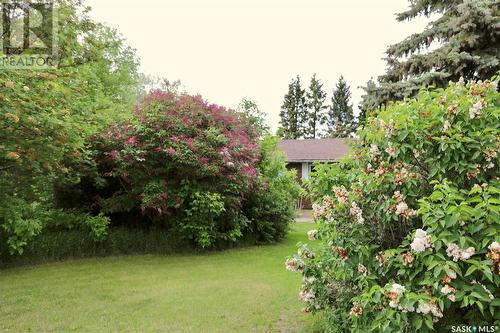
[0, 227, 192, 268]
[1, 89, 300, 263]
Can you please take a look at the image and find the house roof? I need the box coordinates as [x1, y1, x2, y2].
[278, 138, 350, 162]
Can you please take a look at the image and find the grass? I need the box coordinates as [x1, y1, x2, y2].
[0, 223, 322, 333]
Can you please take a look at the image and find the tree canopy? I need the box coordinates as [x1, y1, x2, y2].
[360, 0, 500, 113]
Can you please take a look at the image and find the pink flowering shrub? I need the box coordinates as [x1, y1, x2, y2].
[288, 78, 499, 331]
[80, 90, 262, 247]
[57, 90, 299, 248]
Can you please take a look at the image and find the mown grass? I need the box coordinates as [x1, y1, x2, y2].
[0, 223, 322, 332]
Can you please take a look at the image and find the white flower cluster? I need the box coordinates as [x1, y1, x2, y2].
[416, 301, 430, 314]
[390, 283, 405, 295]
[369, 144, 380, 160]
[350, 303, 363, 317]
[410, 229, 432, 253]
[484, 147, 497, 170]
[385, 143, 396, 157]
[439, 95, 446, 105]
[402, 251, 414, 266]
[447, 100, 459, 114]
[312, 203, 325, 218]
[357, 263, 368, 276]
[469, 99, 486, 119]
[298, 289, 315, 302]
[489, 241, 500, 252]
[486, 241, 500, 274]
[392, 191, 416, 219]
[333, 185, 349, 205]
[443, 120, 452, 132]
[375, 162, 387, 177]
[323, 195, 334, 209]
[446, 243, 475, 261]
[307, 229, 318, 241]
[379, 119, 395, 136]
[376, 251, 387, 267]
[416, 301, 443, 318]
[441, 284, 456, 302]
[350, 201, 364, 224]
[387, 283, 406, 308]
[285, 257, 304, 273]
[394, 166, 412, 185]
[395, 201, 410, 216]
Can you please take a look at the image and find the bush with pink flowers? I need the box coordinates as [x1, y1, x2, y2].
[287, 77, 499, 332]
[56, 90, 298, 248]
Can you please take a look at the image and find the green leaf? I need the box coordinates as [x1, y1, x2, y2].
[464, 265, 478, 276]
[415, 316, 423, 330]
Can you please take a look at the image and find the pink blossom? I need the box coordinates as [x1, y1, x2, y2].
[125, 136, 138, 145]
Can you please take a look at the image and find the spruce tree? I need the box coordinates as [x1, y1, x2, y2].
[360, 0, 499, 112]
[305, 74, 327, 138]
[327, 76, 355, 138]
[358, 79, 380, 126]
[279, 76, 307, 139]
[294, 76, 308, 138]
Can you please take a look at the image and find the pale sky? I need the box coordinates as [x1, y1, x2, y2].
[86, 0, 431, 132]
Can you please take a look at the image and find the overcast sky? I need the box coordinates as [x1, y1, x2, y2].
[86, 0, 431, 132]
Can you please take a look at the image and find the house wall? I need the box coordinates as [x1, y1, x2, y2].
[301, 162, 310, 180]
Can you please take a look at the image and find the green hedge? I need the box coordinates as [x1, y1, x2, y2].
[0, 228, 188, 268]
[0, 226, 272, 268]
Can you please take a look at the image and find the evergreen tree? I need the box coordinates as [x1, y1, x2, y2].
[279, 79, 298, 139]
[305, 74, 327, 138]
[294, 76, 308, 138]
[358, 79, 379, 127]
[360, 0, 500, 112]
[279, 76, 306, 139]
[327, 76, 355, 138]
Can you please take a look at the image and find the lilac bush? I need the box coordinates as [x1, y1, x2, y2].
[288, 77, 499, 332]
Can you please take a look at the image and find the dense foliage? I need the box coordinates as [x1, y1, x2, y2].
[0, 0, 139, 256]
[360, 0, 499, 113]
[0, 0, 298, 258]
[56, 90, 299, 249]
[288, 77, 499, 332]
[242, 136, 301, 243]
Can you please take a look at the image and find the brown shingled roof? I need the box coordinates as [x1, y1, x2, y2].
[278, 138, 350, 162]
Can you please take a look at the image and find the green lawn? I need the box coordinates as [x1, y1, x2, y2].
[0, 223, 322, 333]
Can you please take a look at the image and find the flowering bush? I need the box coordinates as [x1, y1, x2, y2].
[288, 77, 499, 332]
[57, 90, 297, 248]
[78, 90, 261, 247]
